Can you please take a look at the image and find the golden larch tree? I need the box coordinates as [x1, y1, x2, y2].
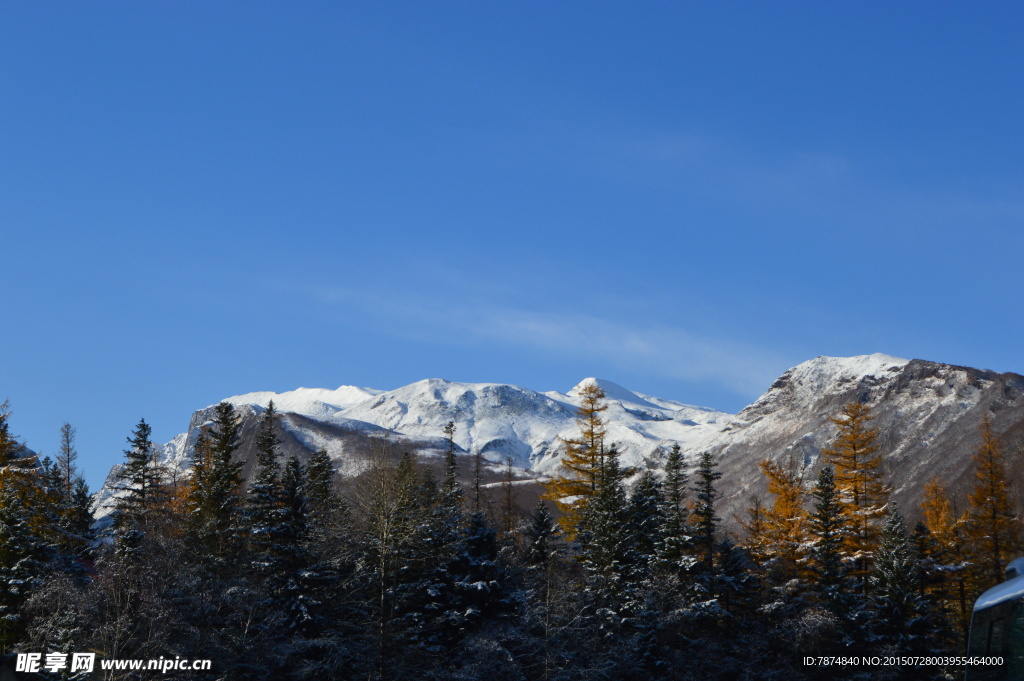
[543, 383, 608, 537]
[921, 476, 972, 635]
[821, 401, 889, 589]
[757, 457, 808, 584]
[964, 417, 1021, 590]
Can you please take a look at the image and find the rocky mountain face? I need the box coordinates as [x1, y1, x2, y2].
[707, 354, 1024, 525]
[94, 354, 1024, 528]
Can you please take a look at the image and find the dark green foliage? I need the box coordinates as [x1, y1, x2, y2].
[691, 451, 721, 580]
[628, 471, 664, 576]
[870, 506, 946, 666]
[658, 444, 692, 577]
[0, 484, 46, 650]
[305, 447, 340, 519]
[115, 418, 164, 525]
[248, 402, 283, 575]
[524, 501, 557, 569]
[807, 466, 847, 605]
[186, 403, 245, 566]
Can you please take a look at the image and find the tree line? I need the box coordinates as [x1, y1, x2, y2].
[0, 389, 1020, 680]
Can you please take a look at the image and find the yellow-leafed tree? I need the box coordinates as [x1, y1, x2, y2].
[757, 458, 808, 584]
[964, 417, 1021, 590]
[921, 476, 971, 635]
[821, 401, 889, 590]
[543, 383, 608, 537]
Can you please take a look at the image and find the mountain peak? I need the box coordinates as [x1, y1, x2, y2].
[567, 377, 656, 407]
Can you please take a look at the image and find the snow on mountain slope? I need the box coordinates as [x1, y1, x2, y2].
[333, 377, 732, 473]
[93, 376, 735, 518]
[706, 354, 1024, 526]
[94, 354, 1024, 531]
[223, 385, 384, 420]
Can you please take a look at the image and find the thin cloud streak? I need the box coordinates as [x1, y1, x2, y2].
[289, 280, 785, 398]
[466, 308, 783, 396]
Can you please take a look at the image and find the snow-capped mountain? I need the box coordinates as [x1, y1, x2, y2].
[93, 376, 732, 519]
[706, 354, 1024, 524]
[94, 354, 1024, 527]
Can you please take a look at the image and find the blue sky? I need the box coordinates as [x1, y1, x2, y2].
[2, 2, 1021, 488]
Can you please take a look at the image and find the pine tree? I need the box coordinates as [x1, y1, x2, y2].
[115, 418, 165, 528]
[0, 483, 47, 651]
[658, 443, 693, 577]
[543, 383, 608, 537]
[627, 471, 664, 579]
[247, 402, 282, 576]
[806, 466, 847, 607]
[921, 477, 971, 636]
[691, 451, 721, 579]
[525, 501, 558, 569]
[821, 402, 888, 591]
[185, 403, 244, 565]
[578, 446, 633, 606]
[441, 421, 462, 512]
[276, 456, 317, 631]
[305, 446, 342, 527]
[444, 510, 511, 639]
[715, 537, 759, 629]
[871, 506, 942, 661]
[964, 416, 1020, 591]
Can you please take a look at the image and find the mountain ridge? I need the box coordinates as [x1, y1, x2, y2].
[94, 354, 1024, 529]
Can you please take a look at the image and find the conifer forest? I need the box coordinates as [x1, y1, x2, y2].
[0, 387, 1020, 681]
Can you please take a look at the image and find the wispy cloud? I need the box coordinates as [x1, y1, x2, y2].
[462, 308, 784, 395]
[287, 281, 784, 397]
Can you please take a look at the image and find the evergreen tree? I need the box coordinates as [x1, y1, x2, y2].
[115, 418, 165, 529]
[627, 471, 664, 579]
[871, 506, 944, 663]
[543, 383, 608, 537]
[715, 537, 759, 628]
[441, 420, 463, 513]
[444, 510, 511, 640]
[578, 446, 632, 603]
[658, 443, 693, 578]
[691, 451, 721, 580]
[525, 501, 558, 569]
[964, 416, 1020, 590]
[806, 466, 848, 608]
[821, 402, 888, 591]
[186, 403, 244, 565]
[305, 446, 342, 528]
[247, 401, 282, 575]
[0, 483, 47, 651]
[275, 456, 319, 632]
